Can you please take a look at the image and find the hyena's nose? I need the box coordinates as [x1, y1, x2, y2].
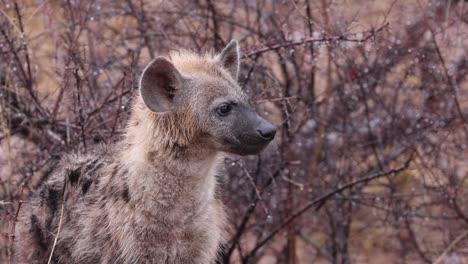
[257, 122, 276, 141]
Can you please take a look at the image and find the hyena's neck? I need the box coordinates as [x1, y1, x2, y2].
[118, 106, 221, 218]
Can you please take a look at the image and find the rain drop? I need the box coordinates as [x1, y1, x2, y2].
[266, 215, 273, 223]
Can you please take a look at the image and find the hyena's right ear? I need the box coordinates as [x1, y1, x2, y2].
[218, 40, 240, 81]
[139, 57, 184, 113]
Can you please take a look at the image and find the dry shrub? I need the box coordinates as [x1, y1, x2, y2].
[1, 0, 467, 263]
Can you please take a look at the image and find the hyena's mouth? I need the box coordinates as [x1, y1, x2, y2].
[223, 134, 274, 156]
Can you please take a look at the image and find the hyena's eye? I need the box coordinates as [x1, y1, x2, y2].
[216, 104, 232, 116]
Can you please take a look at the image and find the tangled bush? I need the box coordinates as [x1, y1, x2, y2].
[1, 0, 467, 263]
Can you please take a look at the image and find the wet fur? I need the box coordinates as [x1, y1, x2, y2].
[14, 50, 233, 264]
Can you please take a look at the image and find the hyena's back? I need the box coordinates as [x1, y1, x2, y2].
[14, 147, 125, 263]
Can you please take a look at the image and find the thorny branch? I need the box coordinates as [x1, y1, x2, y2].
[242, 23, 389, 58]
[1, 1, 468, 263]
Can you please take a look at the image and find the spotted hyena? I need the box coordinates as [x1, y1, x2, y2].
[14, 40, 276, 263]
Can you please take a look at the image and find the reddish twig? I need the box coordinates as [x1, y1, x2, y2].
[242, 23, 388, 58]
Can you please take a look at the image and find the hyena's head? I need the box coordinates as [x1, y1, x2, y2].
[139, 40, 276, 156]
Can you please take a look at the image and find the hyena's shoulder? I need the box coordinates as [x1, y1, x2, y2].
[14, 145, 116, 263]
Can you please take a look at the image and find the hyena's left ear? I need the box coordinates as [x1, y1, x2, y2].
[218, 40, 240, 81]
[139, 57, 184, 113]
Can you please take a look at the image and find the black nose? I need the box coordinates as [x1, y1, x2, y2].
[257, 123, 276, 140]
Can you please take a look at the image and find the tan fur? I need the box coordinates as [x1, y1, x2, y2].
[14, 49, 236, 263]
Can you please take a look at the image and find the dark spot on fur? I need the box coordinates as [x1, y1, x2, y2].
[122, 184, 131, 203]
[30, 214, 47, 250]
[68, 168, 81, 185]
[47, 188, 59, 214]
[45, 187, 62, 229]
[39, 188, 47, 205]
[82, 179, 93, 194]
[93, 135, 104, 143]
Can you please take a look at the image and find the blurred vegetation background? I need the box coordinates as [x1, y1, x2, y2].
[1, 0, 467, 263]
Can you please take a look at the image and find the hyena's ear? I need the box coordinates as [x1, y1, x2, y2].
[218, 39, 240, 81]
[139, 57, 184, 113]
